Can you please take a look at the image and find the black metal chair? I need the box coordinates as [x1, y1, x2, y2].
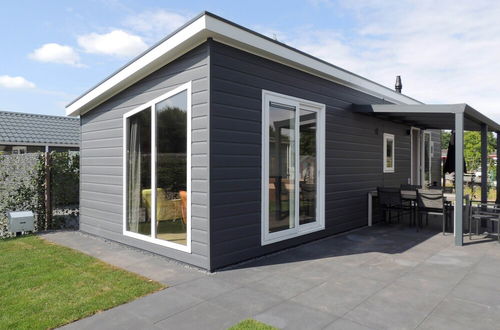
[400, 184, 421, 226]
[470, 202, 500, 242]
[377, 187, 407, 224]
[416, 189, 449, 234]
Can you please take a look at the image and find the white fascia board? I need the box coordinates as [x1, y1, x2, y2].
[66, 15, 208, 117]
[204, 15, 421, 106]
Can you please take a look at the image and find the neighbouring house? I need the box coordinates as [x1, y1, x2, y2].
[0, 111, 79, 154]
[66, 12, 500, 271]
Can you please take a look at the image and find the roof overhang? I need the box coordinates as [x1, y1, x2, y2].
[66, 11, 421, 117]
[353, 104, 500, 132]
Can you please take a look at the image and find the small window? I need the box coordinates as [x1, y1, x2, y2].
[383, 133, 395, 173]
[12, 146, 27, 154]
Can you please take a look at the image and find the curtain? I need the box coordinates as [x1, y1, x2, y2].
[127, 118, 141, 233]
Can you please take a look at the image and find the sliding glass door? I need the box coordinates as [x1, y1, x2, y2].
[262, 91, 325, 245]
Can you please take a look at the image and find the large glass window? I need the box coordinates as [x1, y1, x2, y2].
[268, 102, 296, 233]
[263, 91, 325, 245]
[124, 84, 191, 252]
[126, 108, 151, 236]
[155, 90, 188, 245]
[299, 109, 317, 226]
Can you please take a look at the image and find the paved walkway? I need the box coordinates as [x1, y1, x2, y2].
[41, 225, 500, 330]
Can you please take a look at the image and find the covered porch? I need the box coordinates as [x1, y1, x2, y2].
[355, 103, 500, 246]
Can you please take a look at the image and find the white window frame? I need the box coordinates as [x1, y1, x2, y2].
[383, 133, 395, 173]
[261, 90, 326, 245]
[122, 82, 192, 253]
[422, 131, 432, 186]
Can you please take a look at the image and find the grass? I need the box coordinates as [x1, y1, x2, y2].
[228, 319, 278, 330]
[0, 235, 165, 329]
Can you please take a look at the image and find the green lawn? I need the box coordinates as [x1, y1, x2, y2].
[228, 319, 278, 330]
[0, 236, 164, 329]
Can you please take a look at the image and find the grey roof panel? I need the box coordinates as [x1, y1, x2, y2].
[0, 111, 79, 145]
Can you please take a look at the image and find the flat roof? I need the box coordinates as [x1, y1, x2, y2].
[66, 11, 421, 117]
[353, 104, 500, 132]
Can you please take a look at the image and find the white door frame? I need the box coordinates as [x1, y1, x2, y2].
[421, 131, 432, 187]
[410, 127, 421, 185]
[261, 90, 325, 245]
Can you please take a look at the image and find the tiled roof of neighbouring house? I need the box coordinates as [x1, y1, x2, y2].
[0, 111, 79, 146]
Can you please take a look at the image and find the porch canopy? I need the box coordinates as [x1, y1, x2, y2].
[353, 103, 500, 246]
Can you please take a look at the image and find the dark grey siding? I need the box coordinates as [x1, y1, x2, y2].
[80, 43, 210, 269]
[209, 41, 413, 270]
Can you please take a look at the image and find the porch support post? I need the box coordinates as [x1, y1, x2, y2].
[481, 124, 488, 204]
[454, 113, 464, 246]
[496, 132, 500, 204]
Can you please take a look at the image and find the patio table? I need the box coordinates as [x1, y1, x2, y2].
[367, 190, 455, 226]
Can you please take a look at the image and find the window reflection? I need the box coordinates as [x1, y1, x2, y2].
[155, 90, 188, 245]
[126, 109, 152, 236]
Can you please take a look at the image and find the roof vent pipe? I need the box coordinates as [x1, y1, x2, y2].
[395, 75, 402, 93]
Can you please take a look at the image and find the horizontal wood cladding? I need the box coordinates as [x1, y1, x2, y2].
[209, 41, 413, 270]
[79, 43, 210, 269]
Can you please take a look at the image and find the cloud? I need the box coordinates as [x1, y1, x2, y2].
[77, 29, 148, 57]
[124, 9, 190, 42]
[264, 0, 500, 121]
[29, 43, 82, 67]
[0, 75, 36, 89]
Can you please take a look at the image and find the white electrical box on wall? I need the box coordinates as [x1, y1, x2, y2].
[7, 211, 35, 233]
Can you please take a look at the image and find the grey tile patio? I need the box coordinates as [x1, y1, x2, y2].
[173, 276, 240, 300]
[324, 318, 376, 330]
[209, 286, 284, 316]
[291, 274, 386, 316]
[417, 297, 500, 330]
[40, 225, 500, 330]
[61, 305, 161, 330]
[117, 287, 203, 323]
[344, 282, 446, 329]
[244, 272, 318, 299]
[254, 301, 337, 330]
[154, 301, 245, 330]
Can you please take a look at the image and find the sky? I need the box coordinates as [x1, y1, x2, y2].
[1, 0, 500, 122]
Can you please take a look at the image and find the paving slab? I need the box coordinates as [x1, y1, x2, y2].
[173, 276, 241, 300]
[209, 286, 284, 317]
[291, 274, 386, 316]
[117, 287, 204, 323]
[254, 301, 337, 330]
[154, 301, 245, 330]
[417, 297, 500, 330]
[344, 282, 445, 329]
[324, 318, 376, 330]
[61, 304, 160, 330]
[244, 272, 318, 299]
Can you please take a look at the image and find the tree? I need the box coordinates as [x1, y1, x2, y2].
[441, 130, 451, 149]
[442, 130, 496, 174]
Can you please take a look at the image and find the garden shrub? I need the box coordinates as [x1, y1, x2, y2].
[0, 152, 79, 238]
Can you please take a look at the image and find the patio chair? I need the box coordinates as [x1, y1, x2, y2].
[377, 187, 407, 224]
[469, 202, 500, 242]
[416, 189, 449, 234]
[400, 184, 421, 226]
[141, 188, 183, 222]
